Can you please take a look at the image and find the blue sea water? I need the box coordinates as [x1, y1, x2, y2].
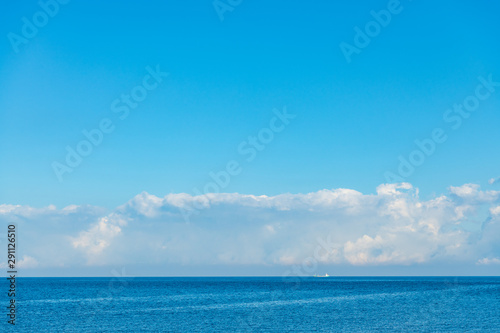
[3, 277, 500, 332]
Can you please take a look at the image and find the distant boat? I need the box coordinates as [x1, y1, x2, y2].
[313, 273, 330, 277]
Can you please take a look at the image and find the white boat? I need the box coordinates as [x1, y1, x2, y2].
[313, 273, 330, 277]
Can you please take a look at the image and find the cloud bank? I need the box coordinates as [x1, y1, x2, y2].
[1, 183, 500, 274]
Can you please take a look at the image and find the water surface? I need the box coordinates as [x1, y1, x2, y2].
[5, 277, 500, 332]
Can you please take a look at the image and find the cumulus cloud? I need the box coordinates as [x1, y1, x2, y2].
[72, 213, 128, 262]
[449, 183, 499, 203]
[0, 204, 108, 268]
[1, 183, 500, 270]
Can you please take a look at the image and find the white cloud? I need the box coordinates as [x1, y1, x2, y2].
[489, 177, 500, 185]
[72, 213, 127, 261]
[376, 182, 413, 196]
[490, 206, 500, 216]
[1, 183, 500, 270]
[449, 183, 499, 203]
[477, 258, 500, 265]
[17, 255, 39, 268]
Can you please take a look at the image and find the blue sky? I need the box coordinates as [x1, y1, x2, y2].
[1, 1, 500, 275]
[1, 0, 499, 208]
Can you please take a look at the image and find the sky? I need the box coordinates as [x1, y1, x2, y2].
[0, 0, 500, 276]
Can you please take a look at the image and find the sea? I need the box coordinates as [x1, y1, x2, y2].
[4, 277, 500, 332]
